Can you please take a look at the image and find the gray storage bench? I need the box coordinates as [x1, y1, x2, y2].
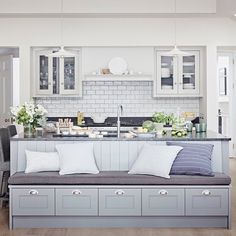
[8, 171, 231, 229]
[9, 138, 232, 229]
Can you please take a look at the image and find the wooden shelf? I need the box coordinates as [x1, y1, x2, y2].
[218, 96, 229, 103]
[83, 74, 153, 82]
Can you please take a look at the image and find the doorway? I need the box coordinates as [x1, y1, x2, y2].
[0, 47, 19, 128]
[217, 51, 236, 157]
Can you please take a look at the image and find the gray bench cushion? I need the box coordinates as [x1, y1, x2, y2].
[8, 171, 231, 185]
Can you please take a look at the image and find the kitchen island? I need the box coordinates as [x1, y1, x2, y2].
[9, 131, 231, 229]
[10, 130, 230, 175]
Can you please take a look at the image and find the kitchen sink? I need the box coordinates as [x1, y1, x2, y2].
[103, 131, 131, 138]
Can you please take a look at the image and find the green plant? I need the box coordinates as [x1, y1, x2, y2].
[152, 112, 166, 124]
[152, 112, 177, 125]
[165, 113, 177, 125]
[11, 101, 47, 129]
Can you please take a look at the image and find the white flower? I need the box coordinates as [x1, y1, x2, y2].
[10, 106, 20, 116]
[10, 101, 47, 127]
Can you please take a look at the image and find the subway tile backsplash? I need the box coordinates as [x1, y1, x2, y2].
[35, 81, 200, 120]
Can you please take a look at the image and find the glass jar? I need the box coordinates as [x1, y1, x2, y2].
[24, 124, 35, 137]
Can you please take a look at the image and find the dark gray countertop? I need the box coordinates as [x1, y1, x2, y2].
[11, 130, 231, 142]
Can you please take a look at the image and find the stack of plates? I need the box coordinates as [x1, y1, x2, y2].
[183, 83, 195, 89]
[161, 68, 170, 78]
[183, 62, 195, 66]
[183, 73, 194, 78]
[162, 85, 173, 90]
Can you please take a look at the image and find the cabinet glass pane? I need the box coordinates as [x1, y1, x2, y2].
[161, 56, 174, 91]
[182, 55, 196, 90]
[63, 57, 75, 90]
[53, 57, 60, 94]
[39, 56, 49, 90]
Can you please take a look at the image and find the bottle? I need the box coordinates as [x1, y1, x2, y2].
[77, 111, 84, 126]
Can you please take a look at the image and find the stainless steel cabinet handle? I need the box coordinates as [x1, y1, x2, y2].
[72, 190, 82, 195]
[158, 189, 168, 195]
[115, 190, 125, 195]
[29, 190, 39, 195]
[202, 190, 211, 196]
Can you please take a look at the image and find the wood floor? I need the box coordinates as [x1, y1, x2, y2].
[1, 160, 236, 236]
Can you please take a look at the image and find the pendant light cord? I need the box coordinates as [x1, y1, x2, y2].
[60, 0, 63, 47]
[174, 0, 177, 46]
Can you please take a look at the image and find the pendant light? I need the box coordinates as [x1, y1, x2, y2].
[47, 0, 75, 58]
[163, 0, 191, 56]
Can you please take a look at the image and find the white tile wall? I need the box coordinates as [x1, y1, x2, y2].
[35, 81, 200, 120]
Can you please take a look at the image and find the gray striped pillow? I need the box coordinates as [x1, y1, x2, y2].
[167, 142, 214, 176]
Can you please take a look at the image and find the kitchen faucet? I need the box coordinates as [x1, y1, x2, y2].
[117, 104, 123, 138]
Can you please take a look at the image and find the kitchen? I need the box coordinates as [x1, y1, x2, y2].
[0, 0, 236, 235]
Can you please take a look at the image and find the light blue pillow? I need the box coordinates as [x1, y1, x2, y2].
[167, 142, 214, 176]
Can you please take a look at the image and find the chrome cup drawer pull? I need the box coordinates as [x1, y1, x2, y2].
[29, 190, 39, 195]
[72, 190, 82, 195]
[158, 190, 168, 195]
[115, 190, 125, 195]
[202, 190, 211, 196]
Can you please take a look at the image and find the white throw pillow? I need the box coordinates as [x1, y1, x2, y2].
[25, 150, 60, 173]
[56, 143, 99, 175]
[128, 144, 183, 178]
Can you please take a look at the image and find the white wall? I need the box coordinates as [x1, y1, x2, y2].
[0, 17, 236, 131]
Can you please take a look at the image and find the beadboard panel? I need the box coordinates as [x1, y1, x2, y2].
[11, 140, 225, 174]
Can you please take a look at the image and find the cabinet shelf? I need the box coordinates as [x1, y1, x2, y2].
[83, 74, 153, 82]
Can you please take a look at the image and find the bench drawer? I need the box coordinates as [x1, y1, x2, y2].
[142, 188, 185, 216]
[56, 189, 98, 216]
[186, 189, 229, 216]
[99, 189, 141, 216]
[12, 188, 54, 216]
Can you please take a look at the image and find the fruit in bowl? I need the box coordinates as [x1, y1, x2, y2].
[137, 127, 148, 133]
[171, 129, 187, 137]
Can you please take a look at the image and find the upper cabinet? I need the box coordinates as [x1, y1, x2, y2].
[33, 48, 82, 97]
[154, 49, 200, 97]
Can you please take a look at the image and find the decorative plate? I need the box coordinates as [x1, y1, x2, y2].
[108, 57, 128, 75]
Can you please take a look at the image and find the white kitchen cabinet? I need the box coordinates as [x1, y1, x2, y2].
[154, 50, 200, 97]
[33, 48, 82, 96]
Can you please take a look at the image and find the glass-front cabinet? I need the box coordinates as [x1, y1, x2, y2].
[34, 48, 81, 96]
[155, 50, 200, 96]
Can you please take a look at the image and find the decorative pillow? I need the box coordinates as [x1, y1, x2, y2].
[25, 150, 60, 173]
[128, 143, 183, 178]
[167, 142, 214, 176]
[56, 143, 99, 175]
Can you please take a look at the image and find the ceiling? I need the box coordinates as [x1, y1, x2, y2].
[216, 0, 236, 19]
[0, 0, 235, 19]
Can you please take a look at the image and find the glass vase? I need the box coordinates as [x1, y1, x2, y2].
[24, 124, 35, 137]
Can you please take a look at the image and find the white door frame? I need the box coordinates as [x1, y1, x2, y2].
[217, 52, 235, 157]
[0, 55, 13, 127]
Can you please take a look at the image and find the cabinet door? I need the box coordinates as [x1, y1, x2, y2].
[142, 188, 185, 216]
[156, 51, 178, 95]
[35, 50, 53, 95]
[178, 51, 200, 95]
[60, 55, 79, 95]
[56, 189, 98, 216]
[12, 188, 54, 216]
[99, 189, 141, 216]
[186, 188, 228, 216]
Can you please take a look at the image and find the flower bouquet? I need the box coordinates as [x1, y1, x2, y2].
[11, 101, 47, 136]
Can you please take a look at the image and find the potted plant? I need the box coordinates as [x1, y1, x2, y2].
[152, 112, 166, 131]
[164, 113, 177, 126]
[11, 101, 47, 136]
